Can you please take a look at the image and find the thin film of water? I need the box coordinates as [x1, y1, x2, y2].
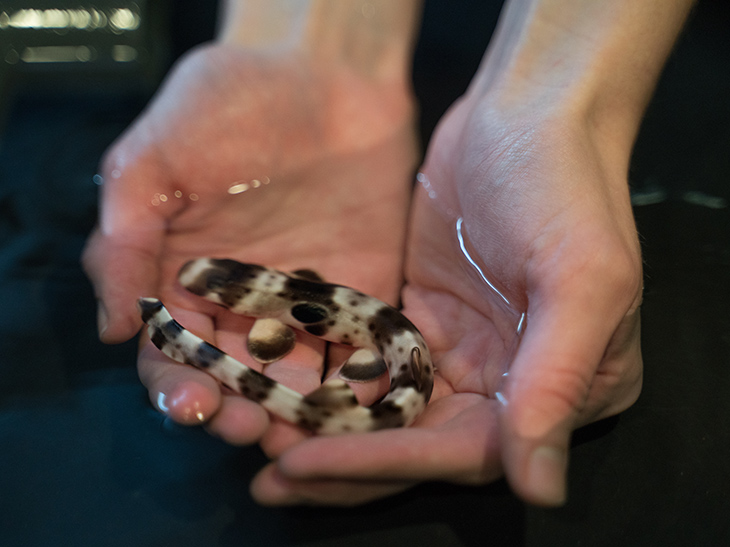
[455, 216, 526, 405]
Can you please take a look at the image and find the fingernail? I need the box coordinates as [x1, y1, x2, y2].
[250, 466, 305, 507]
[167, 388, 208, 424]
[97, 300, 109, 338]
[528, 446, 567, 506]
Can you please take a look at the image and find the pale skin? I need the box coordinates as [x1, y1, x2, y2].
[83, 0, 695, 506]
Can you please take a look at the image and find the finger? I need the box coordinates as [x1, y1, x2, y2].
[204, 396, 271, 445]
[81, 150, 172, 343]
[82, 228, 161, 343]
[251, 463, 416, 506]
[269, 395, 502, 485]
[586, 305, 643, 421]
[498, 291, 636, 507]
[144, 303, 331, 450]
[220, 324, 327, 455]
[255, 343, 394, 459]
[138, 305, 240, 426]
[138, 339, 223, 425]
[325, 345, 392, 407]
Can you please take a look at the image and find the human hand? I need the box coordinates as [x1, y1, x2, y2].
[82, 42, 419, 445]
[248, 92, 643, 507]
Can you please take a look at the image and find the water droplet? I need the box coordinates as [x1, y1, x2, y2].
[228, 182, 250, 194]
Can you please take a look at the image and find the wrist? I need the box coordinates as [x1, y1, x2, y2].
[466, 0, 694, 165]
[218, 0, 421, 85]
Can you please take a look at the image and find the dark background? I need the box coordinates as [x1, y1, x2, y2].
[1, 1, 728, 545]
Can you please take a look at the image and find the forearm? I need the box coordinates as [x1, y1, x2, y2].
[218, 0, 423, 82]
[470, 0, 696, 158]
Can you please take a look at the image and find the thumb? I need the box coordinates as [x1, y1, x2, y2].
[498, 298, 613, 506]
[82, 153, 168, 343]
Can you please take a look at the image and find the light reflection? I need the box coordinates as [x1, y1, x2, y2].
[151, 192, 176, 206]
[111, 45, 138, 63]
[20, 45, 93, 63]
[156, 392, 169, 413]
[416, 172, 436, 199]
[516, 311, 526, 335]
[416, 172, 457, 218]
[228, 182, 249, 195]
[147, 191, 198, 204]
[109, 8, 139, 32]
[4, 49, 19, 64]
[2, 7, 142, 65]
[456, 217, 512, 307]
[227, 177, 271, 195]
[0, 7, 139, 31]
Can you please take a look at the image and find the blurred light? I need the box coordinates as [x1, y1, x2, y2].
[151, 192, 170, 207]
[228, 177, 271, 194]
[109, 8, 139, 32]
[4, 49, 19, 64]
[682, 191, 728, 209]
[156, 392, 169, 413]
[21, 45, 93, 63]
[112, 44, 137, 62]
[0, 7, 139, 31]
[69, 9, 91, 29]
[228, 182, 249, 195]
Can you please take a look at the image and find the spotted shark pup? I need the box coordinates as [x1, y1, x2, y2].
[138, 258, 434, 434]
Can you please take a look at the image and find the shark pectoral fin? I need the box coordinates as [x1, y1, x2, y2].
[339, 348, 387, 383]
[247, 318, 296, 364]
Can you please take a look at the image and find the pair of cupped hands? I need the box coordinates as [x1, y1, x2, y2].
[83, 44, 643, 507]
